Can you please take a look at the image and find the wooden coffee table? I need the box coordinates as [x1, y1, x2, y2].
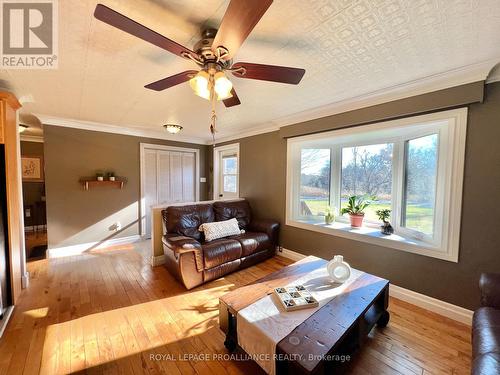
[219, 256, 390, 374]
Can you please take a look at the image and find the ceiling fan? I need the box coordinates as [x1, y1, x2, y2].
[94, 0, 305, 136]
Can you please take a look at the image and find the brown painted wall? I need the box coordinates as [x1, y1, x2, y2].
[217, 82, 500, 310]
[44, 126, 209, 249]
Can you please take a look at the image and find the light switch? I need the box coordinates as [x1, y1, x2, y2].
[200, 177, 207, 183]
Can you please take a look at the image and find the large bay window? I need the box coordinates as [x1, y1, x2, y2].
[286, 108, 467, 262]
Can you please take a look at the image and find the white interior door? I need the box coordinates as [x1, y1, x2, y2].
[214, 144, 240, 199]
[141, 145, 199, 238]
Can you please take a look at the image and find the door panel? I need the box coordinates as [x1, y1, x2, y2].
[182, 153, 195, 202]
[169, 152, 183, 203]
[157, 151, 170, 205]
[142, 147, 197, 238]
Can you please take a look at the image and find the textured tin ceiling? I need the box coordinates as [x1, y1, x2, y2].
[2, 0, 500, 142]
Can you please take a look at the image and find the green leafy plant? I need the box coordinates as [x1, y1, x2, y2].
[95, 171, 104, 178]
[340, 195, 372, 216]
[106, 171, 115, 178]
[324, 206, 335, 225]
[376, 209, 391, 223]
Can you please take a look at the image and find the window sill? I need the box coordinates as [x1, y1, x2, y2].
[286, 219, 458, 262]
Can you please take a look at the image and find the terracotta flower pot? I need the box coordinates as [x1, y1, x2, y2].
[349, 213, 364, 227]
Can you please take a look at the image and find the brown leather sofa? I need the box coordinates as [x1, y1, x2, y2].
[161, 199, 279, 289]
[472, 273, 500, 374]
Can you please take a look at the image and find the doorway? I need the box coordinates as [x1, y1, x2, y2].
[20, 141, 47, 261]
[213, 143, 240, 200]
[140, 143, 200, 238]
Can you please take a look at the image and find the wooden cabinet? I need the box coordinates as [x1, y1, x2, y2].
[0, 92, 23, 304]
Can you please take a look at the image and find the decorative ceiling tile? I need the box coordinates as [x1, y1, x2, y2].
[0, 0, 499, 142]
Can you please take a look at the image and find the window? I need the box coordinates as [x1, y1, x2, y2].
[222, 155, 238, 193]
[341, 143, 393, 223]
[286, 108, 467, 262]
[402, 134, 438, 237]
[300, 149, 331, 218]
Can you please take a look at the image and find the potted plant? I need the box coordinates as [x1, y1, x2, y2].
[376, 209, 394, 235]
[107, 171, 116, 181]
[324, 206, 335, 225]
[340, 195, 371, 227]
[96, 171, 104, 181]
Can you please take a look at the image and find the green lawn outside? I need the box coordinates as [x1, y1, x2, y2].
[301, 199, 433, 234]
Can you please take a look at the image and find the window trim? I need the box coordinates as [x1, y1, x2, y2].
[286, 108, 468, 263]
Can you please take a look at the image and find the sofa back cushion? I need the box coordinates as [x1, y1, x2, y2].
[164, 204, 214, 241]
[213, 200, 252, 229]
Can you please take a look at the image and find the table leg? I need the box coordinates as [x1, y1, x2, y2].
[219, 300, 238, 352]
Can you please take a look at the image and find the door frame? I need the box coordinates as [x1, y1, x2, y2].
[213, 143, 240, 200]
[139, 143, 200, 237]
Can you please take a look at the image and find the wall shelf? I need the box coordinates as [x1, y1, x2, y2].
[80, 178, 126, 190]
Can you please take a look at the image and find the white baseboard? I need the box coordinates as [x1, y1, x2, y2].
[151, 254, 166, 266]
[278, 248, 473, 325]
[389, 284, 473, 325]
[278, 247, 306, 261]
[21, 272, 30, 289]
[47, 235, 141, 258]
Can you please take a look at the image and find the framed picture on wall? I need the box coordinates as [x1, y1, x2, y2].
[21, 156, 44, 182]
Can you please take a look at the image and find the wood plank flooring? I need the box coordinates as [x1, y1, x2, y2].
[0, 241, 471, 374]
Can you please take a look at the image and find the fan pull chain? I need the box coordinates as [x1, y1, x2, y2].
[209, 77, 217, 145]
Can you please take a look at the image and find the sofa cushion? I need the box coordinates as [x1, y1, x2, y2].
[199, 218, 242, 242]
[164, 204, 214, 241]
[472, 353, 500, 375]
[473, 307, 500, 356]
[231, 232, 272, 257]
[202, 238, 242, 269]
[213, 200, 252, 229]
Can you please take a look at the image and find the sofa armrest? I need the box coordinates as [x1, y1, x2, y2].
[248, 219, 280, 247]
[479, 273, 500, 308]
[162, 234, 204, 272]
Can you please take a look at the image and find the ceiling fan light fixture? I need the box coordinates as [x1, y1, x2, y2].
[189, 70, 210, 98]
[163, 124, 183, 134]
[214, 71, 233, 100]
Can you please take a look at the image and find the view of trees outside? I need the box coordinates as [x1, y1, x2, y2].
[403, 134, 438, 235]
[300, 149, 330, 217]
[299, 135, 438, 234]
[341, 144, 393, 222]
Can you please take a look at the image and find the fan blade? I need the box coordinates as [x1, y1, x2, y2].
[94, 4, 197, 60]
[145, 70, 198, 91]
[231, 62, 305, 84]
[223, 88, 241, 107]
[212, 0, 273, 60]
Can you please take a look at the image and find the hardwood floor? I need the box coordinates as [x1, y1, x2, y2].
[0, 241, 471, 374]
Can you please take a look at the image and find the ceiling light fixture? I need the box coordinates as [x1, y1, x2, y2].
[19, 124, 28, 133]
[163, 124, 183, 134]
[188, 64, 235, 142]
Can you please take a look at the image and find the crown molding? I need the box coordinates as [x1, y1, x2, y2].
[486, 62, 500, 84]
[212, 123, 280, 144]
[271, 58, 499, 130]
[20, 135, 44, 143]
[35, 114, 209, 145]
